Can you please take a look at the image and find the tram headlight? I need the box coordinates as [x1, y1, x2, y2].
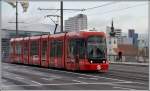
[102, 60, 106, 63]
[90, 60, 93, 63]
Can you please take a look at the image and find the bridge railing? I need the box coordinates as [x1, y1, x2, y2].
[107, 55, 149, 63]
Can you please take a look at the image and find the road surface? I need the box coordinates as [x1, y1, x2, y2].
[1, 62, 149, 90]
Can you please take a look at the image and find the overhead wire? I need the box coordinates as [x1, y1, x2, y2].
[20, 2, 119, 26]
[93, 3, 147, 16]
[19, 8, 60, 28]
[63, 2, 120, 21]
[5, 2, 147, 31]
[82, 2, 147, 30]
[84, 2, 119, 11]
[63, 2, 118, 15]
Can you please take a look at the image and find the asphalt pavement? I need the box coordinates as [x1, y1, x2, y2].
[1, 62, 149, 90]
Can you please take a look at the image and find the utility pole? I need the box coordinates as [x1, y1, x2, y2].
[16, 0, 18, 37]
[60, 1, 63, 32]
[38, 1, 84, 33]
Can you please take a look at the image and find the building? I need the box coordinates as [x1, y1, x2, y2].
[114, 44, 138, 56]
[106, 26, 118, 55]
[138, 34, 149, 57]
[133, 33, 138, 47]
[138, 34, 149, 47]
[113, 44, 139, 62]
[65, 14, 87, 32]
[121, 36, 133, 45]
[128, 29, 135, 38]
[128, 29, 138, 47]
[115, 29, 122, 44]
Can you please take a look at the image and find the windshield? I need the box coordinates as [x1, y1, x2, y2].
[87, 36, 106, 60]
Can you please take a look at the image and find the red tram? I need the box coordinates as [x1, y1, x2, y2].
[10, 31, 109, 72]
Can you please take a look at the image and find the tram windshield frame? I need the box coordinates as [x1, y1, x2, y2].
[86, 36, 106, 60]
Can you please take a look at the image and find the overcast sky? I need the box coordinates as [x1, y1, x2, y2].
[1, 1, 148, 34]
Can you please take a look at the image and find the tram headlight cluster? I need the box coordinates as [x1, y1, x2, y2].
[90, 60, 93, 63]
[103, 60, 106, 63]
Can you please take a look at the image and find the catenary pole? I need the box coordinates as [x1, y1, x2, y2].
[16, 0, 18, 37]
[60, 1, 63, 32]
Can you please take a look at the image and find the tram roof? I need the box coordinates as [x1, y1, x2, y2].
[30, 35, 41, 40]
[14, 37, 24, 41]
[50, 33, 65, 38]
[10, 38, 15, 42]
[66, 31, 105, 37]
[10, 31, 106, 41]
[24, 36, 30, 40]
[41, 34, 49, 38]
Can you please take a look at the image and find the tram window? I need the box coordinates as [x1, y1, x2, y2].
[24, 42, 28, 55]
[56, 41, 63, 57]
[68, 39, 85, 58]
[42, 41, 47, 56]
[15, 43, 21, 55]
[50, 41, 63, 57]
[30, 41, 38, 56]
[10, 43, 14, 54]
[87, 36, 106, 59]
[50, 41, 56, 57]
[77, 39, 85, 59]
[68, 40, 76, 58]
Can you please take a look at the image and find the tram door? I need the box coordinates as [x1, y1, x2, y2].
[23, 41, 29, 64]
[30, 40, 40, 65]
[67, 39, 85, 70]
[10, 42, 15, 63]
[50, 40, 63, 68]
[50, 41, 55, 67]
[41, 40, 48, 67]
[75, 39, 86, 70]
[15, 42, 22, 63]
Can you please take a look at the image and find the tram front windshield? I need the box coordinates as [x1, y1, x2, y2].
[87, 36, 106, 60]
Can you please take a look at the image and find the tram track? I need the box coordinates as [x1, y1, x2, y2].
[2, 62, 149, 90]
[104, 69, 148, 82]
[80, 70, 148, 82]
[4, 62, 149, 82]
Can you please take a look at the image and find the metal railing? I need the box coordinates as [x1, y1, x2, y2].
[107, 55, 149, 63]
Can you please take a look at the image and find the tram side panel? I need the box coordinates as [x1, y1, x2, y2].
[10, 39, 18, 63]
[65, 37, 78, 71]
[20, 40, 24, 64]
[13, 40, 17, 63]
[57, 35, 65, 69]
[23, 38, 30, 64]
[15, 40, 22, 63]
[10, 39, 15, 63]
[62, 33, 67, 69]
[41, 36, 49, 67]
[49, 34, 65, 69]
[65, 38, 88, 71]
[29, 38, 41, 66]
[49, 37, 55, 68]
